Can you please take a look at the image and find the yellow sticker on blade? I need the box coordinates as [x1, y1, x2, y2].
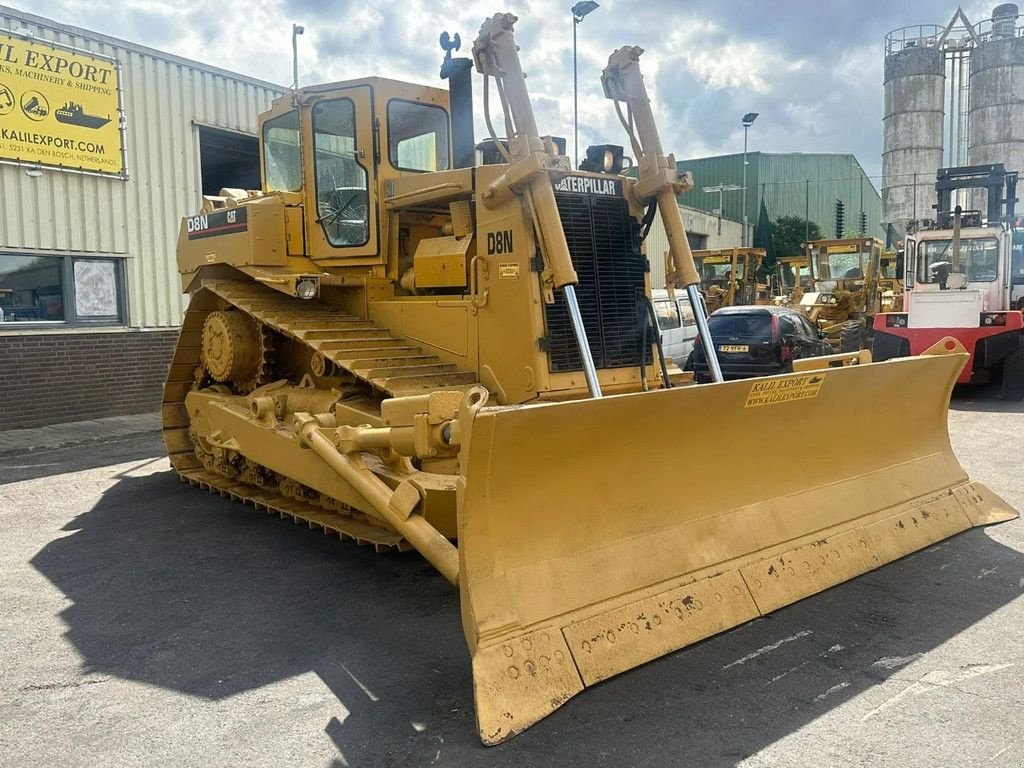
[498, 262, 520, 279]
[744, 373, 827, 408]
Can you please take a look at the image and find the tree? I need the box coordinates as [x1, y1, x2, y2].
[753, 200, 777, 268]
[771, 215, 822, 257]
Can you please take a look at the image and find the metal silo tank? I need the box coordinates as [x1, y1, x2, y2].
[968, 4, 1024, 215]
[883, 37, 945, 229]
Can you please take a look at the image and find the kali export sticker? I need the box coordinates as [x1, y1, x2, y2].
[498, 262, 520, 279]
[744, 373, 827, 408]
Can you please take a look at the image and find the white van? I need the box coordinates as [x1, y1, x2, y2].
[650, 289, 699, 367]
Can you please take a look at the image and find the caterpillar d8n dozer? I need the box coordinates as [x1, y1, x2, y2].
[162, 12, 1017, 745]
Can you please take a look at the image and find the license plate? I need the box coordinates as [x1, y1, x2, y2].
[719, 344, 749, 353]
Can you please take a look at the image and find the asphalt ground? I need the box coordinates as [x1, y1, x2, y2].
[1, 388, 1022, 767]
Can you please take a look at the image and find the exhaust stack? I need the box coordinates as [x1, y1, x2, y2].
[440, 32, 475, 169]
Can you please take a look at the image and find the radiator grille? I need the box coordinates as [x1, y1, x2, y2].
[544, 191, 650, 372]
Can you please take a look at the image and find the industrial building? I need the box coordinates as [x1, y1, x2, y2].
[882, 4, 1024, 228]
[676, 152, 883, 244]
[0, 6, 283, 428]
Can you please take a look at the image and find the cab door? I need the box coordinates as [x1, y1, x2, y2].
[304, 86, 381, 263]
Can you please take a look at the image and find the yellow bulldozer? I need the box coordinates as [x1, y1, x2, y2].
[161, 13, 1016, 745]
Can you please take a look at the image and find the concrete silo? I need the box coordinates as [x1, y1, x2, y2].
[882, 34, 946, 227]
[968, 4, 1024, 206]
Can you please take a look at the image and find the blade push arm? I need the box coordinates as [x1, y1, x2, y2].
[601, 46, 724, 383]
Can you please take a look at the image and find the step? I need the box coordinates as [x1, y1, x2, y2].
[315, 331, 396, 348]
[276, 319, 369, 331]
[328, 346, 424, 361]
[338, 354, 439, 369]
[380, 371, 480, 396]
[259, 312, 372, 326]
[296, 326, 380, 340]
[245, 301, 338, 313]
[358, 362, 457, 379]
[312, 338, 413, 352]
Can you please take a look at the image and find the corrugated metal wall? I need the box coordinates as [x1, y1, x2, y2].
[677, 153, 884, 243]
[646, 205, 746, 289]
[0, 6, 284, 327]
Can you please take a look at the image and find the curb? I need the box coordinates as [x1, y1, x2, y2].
[0, 426, 163, 459]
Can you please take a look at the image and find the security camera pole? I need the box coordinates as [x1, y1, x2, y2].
[571, 1, 599, 167]
[292, 23, 305, 91]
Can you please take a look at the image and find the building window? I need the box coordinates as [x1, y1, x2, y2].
[73, 260, 120, 319]
[0, 253, 125, 326]
[387, 100, 450, 172]
[199, 126, 260, 196]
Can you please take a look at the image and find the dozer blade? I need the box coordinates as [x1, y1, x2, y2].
[457, 347, 1016, 744]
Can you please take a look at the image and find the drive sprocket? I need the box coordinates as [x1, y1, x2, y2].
[201, 310, 272, 393]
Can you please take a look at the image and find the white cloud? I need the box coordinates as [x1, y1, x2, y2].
[16, 0, 977, 182]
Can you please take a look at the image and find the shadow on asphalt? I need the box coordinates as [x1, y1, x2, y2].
[950, 382, 1024, 414]
[0, 434, 166, 485]
[29, 466, 1024, 767]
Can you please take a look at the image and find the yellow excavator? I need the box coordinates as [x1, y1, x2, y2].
[161, 13, 1016, 745]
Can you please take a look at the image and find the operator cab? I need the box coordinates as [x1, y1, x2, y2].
[913, 225, 1001, 290]
[806, 238, 881, 293]
[258, 78, 453, 263]
[696, 255, 743, 288]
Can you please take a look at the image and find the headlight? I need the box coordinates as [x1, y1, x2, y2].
[885, 314, 909, 328]
[296, 278, 318, 300]
[980, 312, 1007, 326]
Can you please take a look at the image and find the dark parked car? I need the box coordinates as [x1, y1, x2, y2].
[684, 305, 833, 382]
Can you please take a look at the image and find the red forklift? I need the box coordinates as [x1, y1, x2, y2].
[872, 165, 1024, 400]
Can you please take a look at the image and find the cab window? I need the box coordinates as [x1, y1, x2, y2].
[312, 98, 369, 247]
[918, 238, 999, 283]
[263, 110, 301, 192]
[387, 100, 450, 172]
[820, 251, 863, 279]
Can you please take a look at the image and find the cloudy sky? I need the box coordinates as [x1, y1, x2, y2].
[19, 0, 1001, 180]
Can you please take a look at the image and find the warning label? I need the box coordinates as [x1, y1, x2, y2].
[744, 373, 827, 408]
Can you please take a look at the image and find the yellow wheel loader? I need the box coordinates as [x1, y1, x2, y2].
[162, 12, 1016, 745]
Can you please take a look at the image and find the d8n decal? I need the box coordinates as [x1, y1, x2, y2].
[487, 230, 513, 255]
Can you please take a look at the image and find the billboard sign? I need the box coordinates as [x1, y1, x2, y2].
[0, 31, 125, 177]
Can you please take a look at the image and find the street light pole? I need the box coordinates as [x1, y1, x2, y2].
[573, 18, 578, 167]
[571, 2, 599, 168]
[741, 112, 758, 246]
[702, 183, 743, 239]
